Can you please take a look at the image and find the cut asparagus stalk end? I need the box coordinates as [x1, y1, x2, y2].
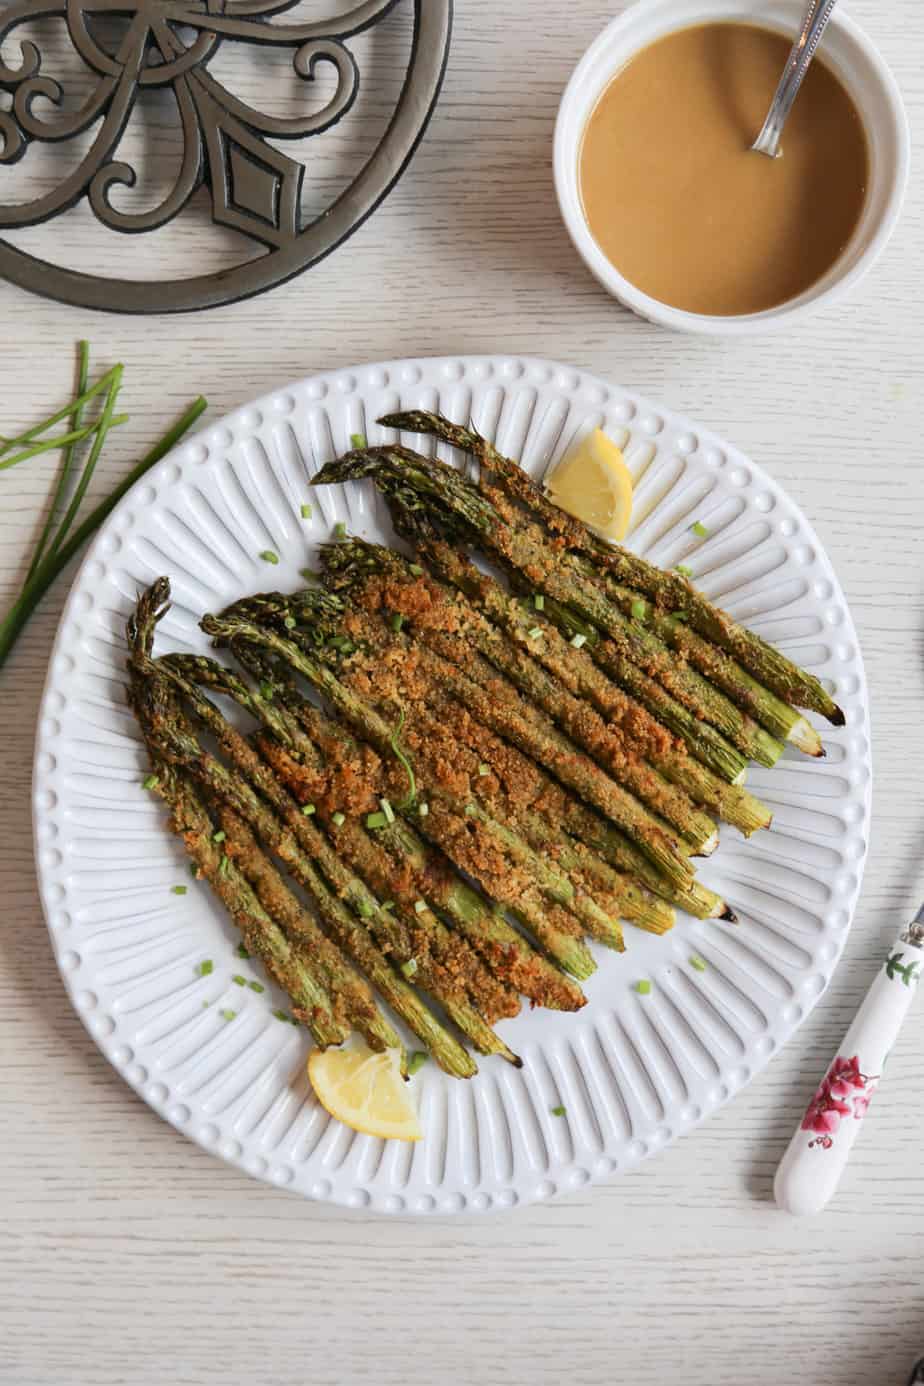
[788, 715, 825, 758]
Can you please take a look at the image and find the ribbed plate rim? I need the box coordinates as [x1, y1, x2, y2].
[32, 355, 872, 1215]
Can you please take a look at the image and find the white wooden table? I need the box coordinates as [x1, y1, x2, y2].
[2, 3, 923, 1383]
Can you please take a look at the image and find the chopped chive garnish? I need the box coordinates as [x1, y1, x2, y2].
[366, 811, 388, 829]
[232, 974, 246, 986]
[691, 520, 709, 538]
[477, 762, 490, 776]
[350, 432, 367, 450]
[218, 854, 230, 876]
[333, 521, 347, 539]
[236, 943, 250, 959]
[418, 802, 429, 817]
[528, 626, 543, 639]
[635, 979, 652, 995]
[219, 1009, 236, 1022]
[407, 1051, 427, 1076]
[299, 568, 314, 581]
[401, 958, 418, 978]
[630, 599, 647, 620]
[409, 563, 423, 577]
[357, 899, 373, 919]
[301, 803, 316, 816]
[189, 862, 200, 879]
[464, 802, 477, 816]
[672, 612, 689, 624]
[300, 502, 312, 519]
[391, 612, 405, 633]
[171, 884, 187, 896]
[259, 681, 274, 701]
[380, 797, 395, 824]
[272, 1009, 290, 1023]
[381, 901, 395, 912]
[202, 1001, 210, 1009]
[284, 615, 297, 629]
[142, 773, 159, 790]
[259, 550, 279, 564]
[533, 593, 545, 611]
[331, 811, 345, 827]
[328, 635, 354, 653]
[551, 1104, 567, 1117]
[212, 830, 226, 843]
[570, 632, 587, 649]
[413, 899, 427, 915]
[690, 954, 707, 972]
[675, 564, 693, 578]
[248, 981, 264, 993]
[196, 959, 214, 977]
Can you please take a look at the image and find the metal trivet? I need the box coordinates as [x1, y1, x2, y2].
[0, 0, 451, 312]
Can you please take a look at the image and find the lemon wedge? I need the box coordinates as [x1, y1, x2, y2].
[308, 1043, 422, 1141]
[545, 429, 633, 541]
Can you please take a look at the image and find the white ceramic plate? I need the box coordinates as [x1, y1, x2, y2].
[33, 356, 871, 1215]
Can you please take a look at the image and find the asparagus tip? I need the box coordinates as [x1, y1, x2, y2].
[720, 904, 739, 924]
[830, 705, 846, 727]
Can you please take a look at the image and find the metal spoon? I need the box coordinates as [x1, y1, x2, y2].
[751, 0, 840, 157]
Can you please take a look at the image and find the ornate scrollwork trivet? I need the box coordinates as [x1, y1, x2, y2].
[0, 0, 451, 312]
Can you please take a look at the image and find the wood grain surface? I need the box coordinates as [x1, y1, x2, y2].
[2, 2, 923, 1383]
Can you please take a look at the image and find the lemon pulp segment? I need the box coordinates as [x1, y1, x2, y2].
[308, 1043, 422, 1142]
[545, 429, 633, 541]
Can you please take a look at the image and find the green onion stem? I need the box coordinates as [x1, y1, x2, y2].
[47, 366, 125, 561]
[0, 362, 121, 459]
[0, 393, 208, 672]
[0, 415, 128, 473]
[26, 341, 91, 584]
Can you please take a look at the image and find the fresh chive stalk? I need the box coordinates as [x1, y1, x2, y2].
[0, 367, 206, 672]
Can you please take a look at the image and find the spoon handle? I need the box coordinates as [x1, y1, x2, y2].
[751, 0, 840, 157]
[774, 905, 924, 1216]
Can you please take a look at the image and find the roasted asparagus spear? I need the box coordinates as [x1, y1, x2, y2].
[376, 409, 841, 728]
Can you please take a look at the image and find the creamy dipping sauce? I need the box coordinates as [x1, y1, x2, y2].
[579, 23, 870, 317]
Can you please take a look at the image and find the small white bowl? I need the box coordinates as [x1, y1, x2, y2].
[553, 0, 910, 335]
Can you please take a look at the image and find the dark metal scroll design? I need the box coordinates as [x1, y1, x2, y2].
[0, 0, 453, 310]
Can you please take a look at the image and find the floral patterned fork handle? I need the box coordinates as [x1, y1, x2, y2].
[775, 903, 924, 1215]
